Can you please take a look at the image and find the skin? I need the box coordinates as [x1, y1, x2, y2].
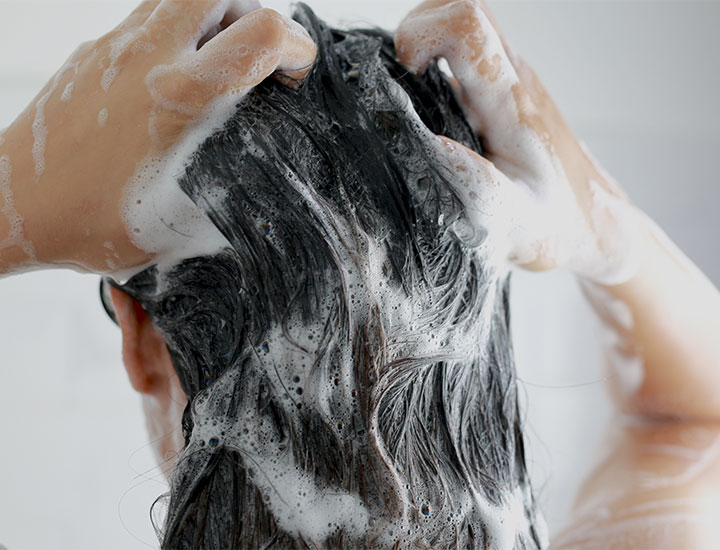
[395, 0, 720, 548]
[0, 0, 316, 274]
[1, 0, 719, 547]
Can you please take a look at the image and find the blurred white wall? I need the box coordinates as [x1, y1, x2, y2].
[0, 1, 718, 548]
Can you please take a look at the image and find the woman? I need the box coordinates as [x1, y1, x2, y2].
[1, 0, 718, 548]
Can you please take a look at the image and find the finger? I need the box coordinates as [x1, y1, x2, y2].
[147, 9, 316, 114]
[227, 0, 262, 19]
[196, 8, 316, 84]
[117, 0, 162, 30]
[434, 135, 540, 264]
[396, 1, 549, 175]
[147, 0, 237, 49]
[197, 0, 263, 49]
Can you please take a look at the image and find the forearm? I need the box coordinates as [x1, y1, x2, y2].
[0, 4, 316, 279]
[0, 113, 84, 276]
[585, 210, 720, 420]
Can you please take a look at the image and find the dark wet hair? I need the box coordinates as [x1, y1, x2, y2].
[110, 4, 544, 549]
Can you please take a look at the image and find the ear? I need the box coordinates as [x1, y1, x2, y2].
[109, 286, 173, 396]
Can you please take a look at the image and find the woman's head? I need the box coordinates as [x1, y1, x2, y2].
[106, 4, 545, 548]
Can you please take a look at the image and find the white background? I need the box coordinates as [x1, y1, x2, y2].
[0, 1, 718, 548]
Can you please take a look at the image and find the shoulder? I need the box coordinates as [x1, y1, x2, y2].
[550, 417, 720, 549]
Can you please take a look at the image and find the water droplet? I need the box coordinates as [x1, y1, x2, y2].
[369, 517, 378, 526]
[208, 437, 219, 448]
[295, 387, 303, 395]
[337, 421, 344, 430]
[292, 375, 300, 383]
[262, 341, 269, 353]
[259, 222, 273, 235]
[421, 504, 432, 516]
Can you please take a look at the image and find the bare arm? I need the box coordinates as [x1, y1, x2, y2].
[394, 1, 720, 547]
[555, 229, 720, 548]
[589, 223, 720, 419]
[0, 0, 316, 277]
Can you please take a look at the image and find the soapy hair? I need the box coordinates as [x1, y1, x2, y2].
[112, 4, 545, 549]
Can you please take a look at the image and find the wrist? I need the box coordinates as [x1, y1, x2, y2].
[0, 119, 40, 275]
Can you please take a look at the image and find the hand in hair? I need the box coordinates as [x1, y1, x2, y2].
[395, 0, 640, 285]
[0, 0, 316, 276]
[398, 3, 720, 548]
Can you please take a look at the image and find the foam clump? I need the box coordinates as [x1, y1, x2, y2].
[97, 107, 109, 128]
[115, 99, 240, 283]
[0, 155, 36, 261]
[398, 2, 644, 286]
[101, 31, 135, 92]
[31, 58, 79, 184]
[60, 81, 74, 102]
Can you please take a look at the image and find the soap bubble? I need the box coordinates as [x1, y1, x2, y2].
[450, 217, 487, 248]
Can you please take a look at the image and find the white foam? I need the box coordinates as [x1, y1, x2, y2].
[191, 361, 371, 542]
[101, 31, 135, 92]
[32, 93, 49, 183]
[639, 433, 720, 490]
[130, 39, 156, 55]
[580, 280, 644, 398]
[60, 81, 74, 102]
[121, 15, 541, 543]
[103, 240, 121, 271]
[0, 155, 36, 261]
[113, 14, 314, 282]
[179, 166, 537, 545]
[397, 4, 644, 286]
[97, 107, 109, 128]
[32, 59, 78, 184]
[114, 95, 240, 283]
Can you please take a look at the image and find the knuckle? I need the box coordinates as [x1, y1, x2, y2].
[449, 0, 484, 21]
[252, 7, 284, 28]
[250, 8, 288, 46]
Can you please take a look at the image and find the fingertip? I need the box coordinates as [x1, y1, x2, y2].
[272, 70, 306, 89]
[395, 32, 432, 76]
[283, 14, 317, 51]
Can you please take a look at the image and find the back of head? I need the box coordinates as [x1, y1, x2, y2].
[115, 4, 545, 548]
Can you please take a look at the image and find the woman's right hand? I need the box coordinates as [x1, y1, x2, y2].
[0, 0, 316, 276]
[395, 0, 646, 285]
